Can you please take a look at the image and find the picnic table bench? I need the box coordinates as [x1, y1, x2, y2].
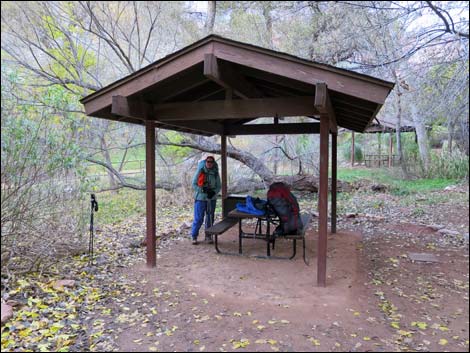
[205, 196, 312, 264]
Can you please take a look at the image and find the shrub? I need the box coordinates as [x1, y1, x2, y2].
[341, 142, 364, 162]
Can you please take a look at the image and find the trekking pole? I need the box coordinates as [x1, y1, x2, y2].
[88, 193, 99, 265]
[206, 196, 213, 228]
[205, 194, 214, 243]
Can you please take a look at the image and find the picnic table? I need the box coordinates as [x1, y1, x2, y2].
[205, 202, 312, 264]
[226, 209, 277, 257]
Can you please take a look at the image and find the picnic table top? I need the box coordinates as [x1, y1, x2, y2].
[228, 209, 268, 219]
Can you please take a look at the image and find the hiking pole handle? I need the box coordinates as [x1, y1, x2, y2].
[91, 193, 99, 212]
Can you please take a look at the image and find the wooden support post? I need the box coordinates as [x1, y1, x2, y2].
[145, 121, 156, 268]
[388, 133, 393, 168]
[221, 134, 227, 216]
[317, 114, 329, 287]
[351, 131, 355, 167]
[378, 132, 382, 167]
[331, 132, 337, 234]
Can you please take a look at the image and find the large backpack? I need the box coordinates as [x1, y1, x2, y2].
[267, 182, 303, 235]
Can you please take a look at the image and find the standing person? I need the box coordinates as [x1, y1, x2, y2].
[191, 156, 221, 245]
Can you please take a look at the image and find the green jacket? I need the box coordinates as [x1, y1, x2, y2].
[192, 160, 221, 201]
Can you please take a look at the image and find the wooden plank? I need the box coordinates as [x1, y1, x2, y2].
[83, 43, 210, 115]
[205, 218, 238, 235]
[154, 96, 318, 121]
[239, 66, 315, 93]
[112, 95, 223, 135]
[221, 134, 228, 216]
[331, 133, 337, 234]
[221, 88, 231, 216]
[314, 83, 337, 133]
[145, 121, 156, 268]
[112, 95, 147, 120]
[157, 120, 223, 135]
[317, 114, 329, 287]
[156, 77, 211, 103]
[226, 123, 320, 135]
[204, 54, 263, 99]
[351, 131, 355, 166]
[213, 41, 392, 104]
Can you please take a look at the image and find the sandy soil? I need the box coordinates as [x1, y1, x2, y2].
[108, 216, 468, 352]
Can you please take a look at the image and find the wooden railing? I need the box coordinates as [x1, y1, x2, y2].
[363, 154, 398, 168]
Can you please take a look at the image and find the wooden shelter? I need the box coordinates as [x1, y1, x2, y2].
[80, 35, 394, 286]
[349, 121, 415, 167]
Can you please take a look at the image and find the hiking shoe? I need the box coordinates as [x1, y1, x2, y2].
[192, 239, 198, 245]
[205, 235, 214, 244]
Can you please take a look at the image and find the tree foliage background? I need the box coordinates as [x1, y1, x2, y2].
[1, 1, 469, 273]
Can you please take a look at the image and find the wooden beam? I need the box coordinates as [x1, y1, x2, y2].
[226, 123, 320, 135]
[112, 95, 148, 120]
[156, 120, 223, 135]
[82, 43, 209, 115]
[154, 96, 317, 121]
[317, 114, 329, 287]
[331, 132, 337, 234]
[314, 83, 337, 133]
[213, 41, 392, 104]
[221, 134, 227, 216]
[112, 95, 223, 135]
[204, 54, 263, 99]
[145, 121, 156, 268]
[156, 78, 211, 103]
[351, 131, 355, 166]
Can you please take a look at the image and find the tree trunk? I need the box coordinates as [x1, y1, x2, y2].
[395, 93, 409, 178]
[228, 175, 351, 194]
[99, 135, 118, 190]
[411, 104, 430, 173]
[204, 1, 216, 34]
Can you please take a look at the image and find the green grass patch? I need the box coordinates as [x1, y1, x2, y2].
[337, 167, 391, 183]
[94, 189, 146, 225]
[338, 167, 459, 195]
[389, 178, 458, 195]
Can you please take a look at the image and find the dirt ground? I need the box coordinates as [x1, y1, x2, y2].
[90, 208, 469, 352]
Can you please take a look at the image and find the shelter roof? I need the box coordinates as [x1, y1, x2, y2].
[81, 35, 395, 135]
[364, 120, 416, 133]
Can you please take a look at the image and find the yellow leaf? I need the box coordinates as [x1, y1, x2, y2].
[280, 320, 290, 324]
[233, 312, 242, 317]
[438, 325, 449, 332]
[267, 339, 277, 345]
[308, 337, 320, 346]
[194, 339, 200, 345]
[252, 320, 259, 324]
[255, 339, 267, 344]
[363, 337, 371, 341]
[257, 325, 266, 330]
[397, 330, 413, 337]
[439, 338, 448, 345]
[353, 311, 360, 316]
[390, 322, 400, 329]
[411, 321, 428, 330]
